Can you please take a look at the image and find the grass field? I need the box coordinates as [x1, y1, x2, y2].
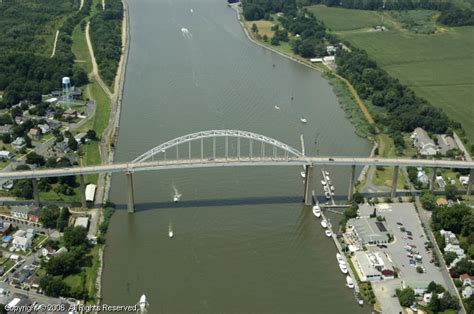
[310, 5, 474, 143]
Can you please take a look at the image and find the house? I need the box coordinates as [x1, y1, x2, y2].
[0, 125, 12, 135]
[27, 128, 41, 141]
[55, 247, 68, 256]
[440, 229, 459, 245]
[436, 176, 446, 188]
[74, 132, 87, 144]
[62, 108, 77, 120]
[14, 116, 23, 125]
[459, 274, 474, 287]
[309, 58, 323, 63]
[402, 280, 430, 296]
[0, 221, 11, 236]
[47, 120, 62, 130]
[0, 179, 13, 190]
[460, 176, 470, 186]
[85, 184, 96, 202]
[11, 205, 35, 220]
[445, 243, 465, 258]
[411, 128, 438, 156]
[28, 208, 41, 223]
[0, 150, 13, 160]
[322, 55, 335, 63]
[12, 229, 35, 251]
[11, 137, 26, 151]
[54, 141, 70, 154]
[42, 246, 56, 258]
[417, 169, 429, 184]
[11, 268, 32, 285]
[436, 198, 448, 206]
[326, 45, 337, 55]
[463, 286, 473, 299]
[37, 124, 51, 134]
[74, 216, 89, 229]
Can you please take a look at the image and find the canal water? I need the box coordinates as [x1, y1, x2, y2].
[102, 0, 372, 312]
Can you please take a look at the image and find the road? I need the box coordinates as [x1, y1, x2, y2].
[50, 30, 59, 58]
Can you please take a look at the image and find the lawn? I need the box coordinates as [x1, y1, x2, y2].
[72, 25, 92, 73]
[308, 5, 386, 31]
[312, 5, 474, 143]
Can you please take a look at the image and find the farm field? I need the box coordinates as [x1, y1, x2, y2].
[309, 5, 474, 143]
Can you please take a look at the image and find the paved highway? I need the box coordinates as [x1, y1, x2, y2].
[0, 157, 472, 180]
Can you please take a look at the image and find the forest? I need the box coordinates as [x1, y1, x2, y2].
[90, 0, 124, 87]
[0, 0, 91, 106]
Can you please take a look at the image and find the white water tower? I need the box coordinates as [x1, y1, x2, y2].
[62, 76, 71, 102]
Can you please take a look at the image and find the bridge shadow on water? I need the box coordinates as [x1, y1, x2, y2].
[114, 195, 305, 212]
[113, 194, 355, 212]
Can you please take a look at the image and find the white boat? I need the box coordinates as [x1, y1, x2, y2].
[168, 224, 174, 238]
[339, 263, 348, 274]
[300, 171, 306, 178]
[321, 220, 328, 228]
[300, 118, 307, 123]
[330, 185, 335, 191]
[325, 175, 330, 181]
[320, 179, 326, 185]
[325, 171, 329, 176]
[346, 276, 354, 289]
[139, 294, 148, 312]
[323, 185, 330, 193]
[324, 192, 331, 199]
[331, 191, 335, 197]
[358, 299, 364, 306]
[325, 229, 332, 237]
[336, 253, 345, 264]
[173, 193, 182, 202]
[312, 205, 321, 218]
[274, 105, 280, 110]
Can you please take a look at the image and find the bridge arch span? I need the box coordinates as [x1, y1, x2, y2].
[131, 130, 304, 164]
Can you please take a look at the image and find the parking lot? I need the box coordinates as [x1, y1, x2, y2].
[359, 203, 452, 295]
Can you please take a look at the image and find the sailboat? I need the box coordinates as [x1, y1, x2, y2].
[312, 205, 321, 218]
[172, 184, 182, 203]
[137, 294, 148, 313]
[274, 105, 280, 110]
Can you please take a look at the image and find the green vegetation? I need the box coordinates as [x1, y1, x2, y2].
[308, 5, 382, 31]
[390, 10, 437, 34]
[396, 287, 415, 307]
[90, 0, 123, 88]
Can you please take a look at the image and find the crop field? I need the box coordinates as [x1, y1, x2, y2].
[310, 5, 474, 143]
[308, 5, 386, 31]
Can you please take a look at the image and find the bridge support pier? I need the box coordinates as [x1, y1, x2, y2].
[348, 165, 356, 201]
[304, 165, 314, 206]
[126, 172, 135, 213]
[467, 168, 474, 196]
[431, 167, 438, 192]
[79, 175, 87, 208]
[391, 166, 399, 198]
[32, 179, 40, 207]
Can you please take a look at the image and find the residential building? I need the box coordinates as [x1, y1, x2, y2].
[460, 176, 470, 186]
[326, 45, 337, 55]
[62, 108, 77, 120]
[0, 221, 11, 236]
[411, 127, 437, 156]
[74, 216, 89, 229]
[437, 134, 458, 155]
[460, 274, 474, 287]
[11, 205, 35, 220]
[74, 132, 87, 144]
[444, 243, 465, 258]
[28, 208, 41, 223]
[0, 125, 12, 135]
[0, 150, 13, 160]
[11, 268, 32, 285]
[12, 229, 35, 252]
[27, 128, 41, 141]
[85, 184, 96, 202]
[463, 286, 473, 299]
[436, 198, 448, 206]
[440, 229, 459, 245]
[14, 116, 23, 125]
[37, 124, 51, 134]
[11, 137, 26, 151]
[402, 280, 430, 296]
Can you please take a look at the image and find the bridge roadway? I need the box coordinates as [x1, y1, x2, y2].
[1, 156, 473, 180]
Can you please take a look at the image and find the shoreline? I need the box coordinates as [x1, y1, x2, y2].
[95, 0, 130, 304]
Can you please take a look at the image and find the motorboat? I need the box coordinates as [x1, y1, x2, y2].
[325, 171, 329, 176]
[300, 117, 307, 123]
[312, 205, 321, 218]
[274, 105, 280, 110]
[321, 220, 328, 228]
[300, 171, 306, 178]
[138, 294, 148, 312]
[346, 276, 355, 289]
[331, 191, 335, 197]
[324, 192, 331, 199]
[339, 263, 348, 274]
[358, 299, 364, 306]
[173, 193, 181, 203]
[336, 253, 345, 264]
[325, 229, 332, 237]
[330, 185, 335, 191]
[169, 224, 174, 238]
[320, 179, 326, 185]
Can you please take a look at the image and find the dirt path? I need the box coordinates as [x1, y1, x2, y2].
[50, 30, 59, 58]
[102, 0, 105, 10]
[79, 0, 84, 10]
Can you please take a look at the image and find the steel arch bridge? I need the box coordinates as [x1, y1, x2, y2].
[131, 130, 305, 164]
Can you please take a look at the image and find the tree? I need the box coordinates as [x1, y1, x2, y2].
[67, 133, 78, 151]
[444, 184, 458, 201]
[56, 207, 71, 232]
[25, 152, 46, 166]
[251, 23, 258, 33]
[63, 226, 88, 249]
[11, 180, 33, 199]
[396, 287, 415, 307]
[270, 36, 280, 46]
[72, 67, 89, 86]
[444, 251, 457, 266]
[262, 34, 268, 42]
[420, 191, 436, 211]
[40, 205, 60, 229]
[353, 192, 364, 204]
[86, 129, 97, 140]
[427, 281, 445, 294]
[39, 275, 70, 297]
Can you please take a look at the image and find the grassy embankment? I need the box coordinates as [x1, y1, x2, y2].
[310, 5, 474, 144]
